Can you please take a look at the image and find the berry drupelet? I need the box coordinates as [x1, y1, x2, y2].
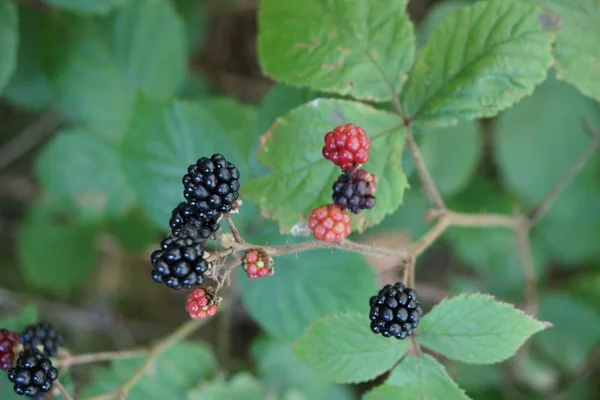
[332, 168, 377, 214]
[150, 237, 210, 291]
[369, 282, 423, 340]
[169, 202, 220, 240]
[20, 323, 63, 358]
[308, 204, 352, 243]
[8, 348, 58, 397]
[182, 154, 240, 215]
[322, 123, 371, 171]
[0, 329, 20, 371]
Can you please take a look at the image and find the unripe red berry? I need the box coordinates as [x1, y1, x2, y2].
[322, 124, 370, 171]
[308, 204, 352, 243]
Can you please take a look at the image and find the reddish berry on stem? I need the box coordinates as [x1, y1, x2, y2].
[322, 124, 370, 171]
[308, 204, 352, 243]
[185, 288, 219, 320]
[0, 329, 20, 371]
[242, 249, 274, 280]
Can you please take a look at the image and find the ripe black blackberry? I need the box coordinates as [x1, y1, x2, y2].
[332, 168, 377, 214]
[369, 282, 423, 340]
[7, 348, 58, 397]
[20, 323, 63, 358]
[182, 154, 240, 215]
[169, 202, 221, 240]
[150, 236, 210, 291]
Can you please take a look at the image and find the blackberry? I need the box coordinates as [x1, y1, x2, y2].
[182, 154, 240, 215]
[150, 236, 210, 291]
[369, 282, 423, 340]
[332, 168, 377, 214]
[0, 329, 20, 370]
[169, 202, 221, 240]
[7, 348, 58, 397]
[20, 323, 63, 358]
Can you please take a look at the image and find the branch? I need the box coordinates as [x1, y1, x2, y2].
[0, 109, 61, 171]
[428, 209, 521, 229]
[516, 223, 538, 315]
[54, 379, 74, 400]
[229, 238, 407, 260]
[82, 318, 209, 400]
[58, 349, 149, 369]
[404, 126, 446, 210]
[412, 216, 450, 257]
[528, 121, 600, 225]
[223, 213, 244, 243]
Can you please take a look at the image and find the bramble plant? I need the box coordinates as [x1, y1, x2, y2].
[1, 0, 600, 399]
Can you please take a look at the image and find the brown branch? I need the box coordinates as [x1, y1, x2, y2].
[412, 216, 450, 257]
[404, 126, 446, 210]
[223, 213, 244, 243]
[528, 121, 600, 225]
[54, 379, 74, 400]
[229, 238, 408, 260]
[516, 222, 537, 315]
[0, 109, 61, 171]
[58, 349, 149, 369]
[428, 209, 521, 228]
[82, 318, 209, 400]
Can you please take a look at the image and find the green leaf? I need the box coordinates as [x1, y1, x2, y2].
[416, 120, 482, 196]
[537, 294, 600, 371]
[416, 0, 475, 47]
[363, 354, 469, 400]
[106, 208, 160, 252]
[18, 202, 99, 292]
[51, 0, 186, 136]
[0, 0, 18, 94]
[402, 0, 554, 126]
[36, 129, 136, 221]
[188, 373, 265, 400]
[121, 98, 249, 227]
[251, 337, 353, 400]
[258, 83, 320, 134]
[240, 249, 376, 341]
[82, 341, 216, 399]
[446, 362, 501, 393]
[533, 0, 600, 102]
[173, 0, 208, 54]
[367, 190, 430, 240]
[258, 0, 415, 101]
[243, 98, 407, 232]
[3, 6, 53, 110]
[417, 293, 548, 364]
[494, 75, 600, 205]
[46, 0, 131, 15]
[0, 304, 38, 332]
[294, 311, 409, 384]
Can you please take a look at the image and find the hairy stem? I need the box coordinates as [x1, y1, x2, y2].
[528, 122, 600, 225]
[54, 379, 74, 400]
[223, 213, 244, 243]
[58, 349, 149, 369]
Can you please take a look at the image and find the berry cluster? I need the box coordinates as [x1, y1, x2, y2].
[369, 282, 423, 340]
[242, 249, 274, 280]
[2, 322, 63, 397]
[308, 124, 378, 243]
[150, 153, 243, 320]
[185, 288, 219, 320]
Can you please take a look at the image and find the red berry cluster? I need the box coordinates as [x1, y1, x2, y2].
[309, 124, 377, 243]
[242, 249, 274, 280]
[322, 124, 370, 171]
[0, 329, 19, 371]
[185, 288, 219, 320]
